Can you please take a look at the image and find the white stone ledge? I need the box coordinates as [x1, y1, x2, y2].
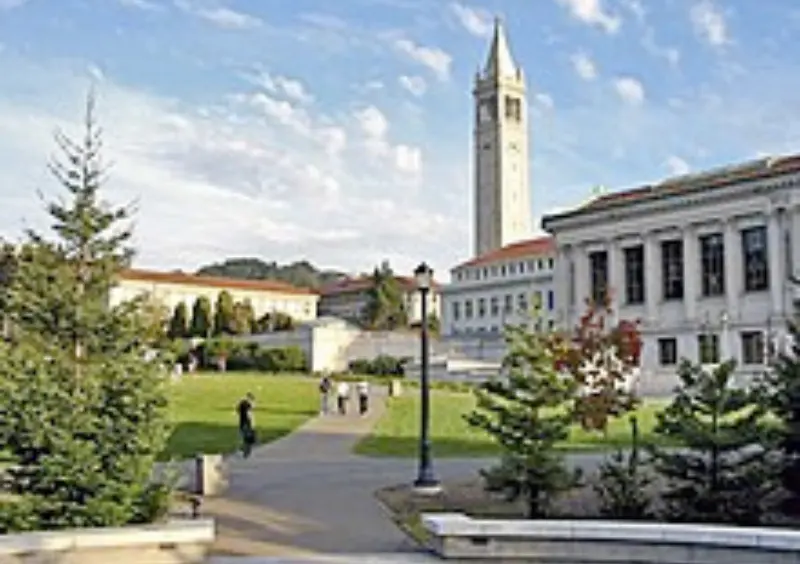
[422, 513, 800, 561]
[0, 518, 214, 555]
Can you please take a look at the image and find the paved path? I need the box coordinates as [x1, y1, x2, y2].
[195, 387, 609, 559]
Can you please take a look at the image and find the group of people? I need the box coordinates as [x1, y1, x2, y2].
[318, 375, 370, 416]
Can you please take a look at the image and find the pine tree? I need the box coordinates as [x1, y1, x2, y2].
[648, 359, 780, 525]
[232, 299, 254, 334]
[189, 295, 212, 338]
[213, 290, 235, 335]
[465, 321, 579, 518]
[0, 93, 172, 532]
[167, 302, 189, 340]
[764, 319, 800, 516]
[594, 416, 654, 519]
[363, 262, 408, 330]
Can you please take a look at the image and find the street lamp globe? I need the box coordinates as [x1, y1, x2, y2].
[414, 262, 433, 291]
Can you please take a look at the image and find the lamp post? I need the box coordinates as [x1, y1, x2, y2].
[413, 262, 440, 492]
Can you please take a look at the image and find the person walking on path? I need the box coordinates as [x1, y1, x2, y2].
[319, 374, 332, 415]
[236, 392, 256, 458]
[336, 380, 350, 415]
[356, 379, 370, 415]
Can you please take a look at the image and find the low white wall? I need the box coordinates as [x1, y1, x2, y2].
[0, 519, 214, 564]
[423, 513, 800, 563]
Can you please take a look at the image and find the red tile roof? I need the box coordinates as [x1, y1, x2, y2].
[320, 275, 439, 296]
[119, 268, 318, 296]
[454, 236, 555, 269]
[546, 154, 800, 223]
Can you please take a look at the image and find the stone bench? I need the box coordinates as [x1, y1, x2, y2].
[0, 518, 215, 563]
[421, 513, 800, 563]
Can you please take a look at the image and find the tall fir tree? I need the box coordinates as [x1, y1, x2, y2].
[213, 290, 235, 335]
[764, 319, 800, 516]
[167, 302, 189, 340]
[232, 299, 254, 334]
[363, 261, 408, 330]
[648, 359, 780, 525]
[0, 93, 172, 532]
[189, 295, 212, 338]
[465, 321, 579, 518]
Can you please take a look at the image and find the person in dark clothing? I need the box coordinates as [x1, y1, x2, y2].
[319, 375, 332, 415]
[236, 393, 256, 458]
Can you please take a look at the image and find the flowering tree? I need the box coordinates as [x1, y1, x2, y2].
[553, 292, 643, 432]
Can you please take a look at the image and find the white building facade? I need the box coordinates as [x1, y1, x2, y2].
[543, 156, 800, 395]
[442, 237, 557, 337]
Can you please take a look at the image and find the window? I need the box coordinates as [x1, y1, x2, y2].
[490, 296, 499, 316]
[698, 333, 720, 364]
[452, 302, 460, 321]
[538, 259, 544, 269]
[465, 300, 473, 319]
[501, 265, 507, 276]
[548, 319, 555, 330]
[589, 250, 609, 304]
[456, 271, 462, 281]
[624, 245, 645, 305]
[741, 331, 765, 364]
[548, 258, 554, 269]
[661, 239, 684, 300]
[509, 263, 516, 275]
[504, 294, 513, 313]
[742, 226, 769, 292]
[504, 95, 522, 122]
[532, 290, 542, 308]
[478, 298, 486, 317]
[527, 260, 536, 271]
[518, 293, 528, 312]
[700, 233, 725, 297]
[519, 261, 525, 273]
[482, 267, 488, 279]
[547, 290, 555, 310]
[658, 338, 678, 366]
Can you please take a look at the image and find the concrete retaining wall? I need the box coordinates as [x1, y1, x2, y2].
[422, 513, 800, 563]
[0, 519, 214, 564]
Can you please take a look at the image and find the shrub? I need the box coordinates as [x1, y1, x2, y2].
[348, 354, 409, 377]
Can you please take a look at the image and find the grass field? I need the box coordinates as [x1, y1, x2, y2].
[355, 390, 669, 457]
[163, 372, 319, 459]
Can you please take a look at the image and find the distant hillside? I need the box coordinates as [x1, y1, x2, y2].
[195, 258, 348, 290]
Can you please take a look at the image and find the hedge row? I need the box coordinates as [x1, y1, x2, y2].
[347, 354, 410, 376]
[178, 338, 307, 373]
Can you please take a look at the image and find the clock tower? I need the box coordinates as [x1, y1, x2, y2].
[473, 18, 531, 257]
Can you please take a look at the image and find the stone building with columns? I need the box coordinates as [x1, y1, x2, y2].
[543, 155, 800, 394]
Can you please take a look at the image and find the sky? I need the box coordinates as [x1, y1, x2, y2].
[1, 0, 800, 279]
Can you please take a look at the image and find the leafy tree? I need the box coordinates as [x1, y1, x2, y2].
[363, 261, 408, 330]
[554, 293, 642, 433]
[213, 290, 235, 335]
[167, 302, 189, 340]
[648, 359, 780, 525]
[594, 415, 654, 519]
[254, 311, 294, 333]
[465, 320, 579, 518]
[764, 319, 800, 516]
[189, 295, 212, 338]
[0, 93, 172, 532]
[231, 299, 255, 334]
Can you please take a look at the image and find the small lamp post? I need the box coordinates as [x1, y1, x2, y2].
[413, 262, 440, 492]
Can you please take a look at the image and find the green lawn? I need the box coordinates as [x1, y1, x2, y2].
[163, 372, 319, 459]
[354, 390, 669, 457]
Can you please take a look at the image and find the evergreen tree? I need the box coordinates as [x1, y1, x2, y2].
[189, 295, 212, 338]
[764, 319, 800, 516]
[594, 416, 654, 519]
[465, 321, 579, 518]
[363, 261, 407, 330]
[0, 93, 172, 532]
[213, 290, 235, 335]
[231, 299, 254, 334]
[167, 302, 189, 340]
[648, 359, 780, 525]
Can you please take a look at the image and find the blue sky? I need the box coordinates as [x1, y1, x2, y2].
[0, 0, 799, 278]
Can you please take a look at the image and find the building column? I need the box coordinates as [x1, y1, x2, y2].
[768, 209, 785, 316]
[573, 244, 589, 317]
[553, 244, 570, 329]
[683, 225, 697, 323]
[606, 238, 621, 325]
[724, 219, 739, 321]
[644, 232, 659, 324]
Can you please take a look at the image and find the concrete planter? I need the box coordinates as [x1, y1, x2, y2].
[0, 518, 214, 564]
[423, 513, 800, 563]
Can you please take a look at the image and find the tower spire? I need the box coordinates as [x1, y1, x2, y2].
[483, 16, 517, 79]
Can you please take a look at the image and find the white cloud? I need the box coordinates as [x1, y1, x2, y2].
[0, 0, 28, 9]
[117, 0, 162, 11]
[0, 57, 452, 275]
[642, 29, 680, 67]
[613, 77, 645, 105]
[665, 155, 690, 176]
[690, 1, 728, 47]
[247, 71, 313, 103]
[570, 52, 597, 80]
[450, 2, 493, 38]
[398, 75, 427, 97]
[535, 92, 555, 109]
[175, 1, 262, 29]
[555, 0, 621, 34]
[393, 38, 452, 81]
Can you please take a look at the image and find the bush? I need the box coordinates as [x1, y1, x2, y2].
[254, 345, 307, 372]
[191, 339, 307, 373]
[348, 354, 409, 377]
